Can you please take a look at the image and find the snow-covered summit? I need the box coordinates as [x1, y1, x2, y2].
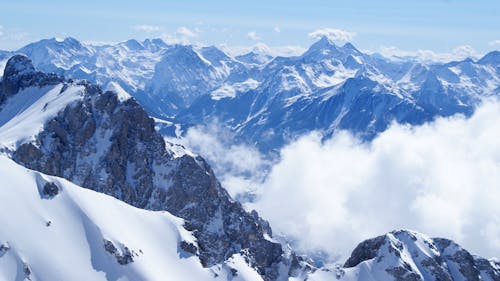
[308, 230, 500, 281]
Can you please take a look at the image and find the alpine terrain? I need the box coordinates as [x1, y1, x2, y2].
[0, 38, 498, 280]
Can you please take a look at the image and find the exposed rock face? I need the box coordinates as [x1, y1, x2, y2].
[42, 182, 59, 198]
[0, 55, 63, 105]
[103, 240, 136, 265]
[344, 230, 500, 281]
[3, 56, 283, 280]
[0, 242, 9, 257]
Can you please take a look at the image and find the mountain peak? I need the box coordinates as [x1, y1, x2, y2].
[121, 39, 144, 50]
[3, 55, 36, 78]
[48, 37, 83, 49]
[1, 55, 36, 103]
[342, 229, 500, 281]
[310, 36, 338, 50]
[478, 50, 500, 65]
[142, 38, 168, 50]
[342, 42, 361, 54]
[1, 55, 63, 102]
[304, 36, 362, 59]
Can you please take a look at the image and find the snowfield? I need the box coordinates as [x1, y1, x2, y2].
[0, 156, 261, 281]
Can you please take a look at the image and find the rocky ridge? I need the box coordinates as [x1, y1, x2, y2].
[0, 55, 285, 280]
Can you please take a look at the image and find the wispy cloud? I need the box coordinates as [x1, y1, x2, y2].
[0, 25, 3, 37]
[274, 26, 281, 33]
[10, 32, 29, 41]
[378, 44, 479, 62]
[131, 24, 162, 33]
[173, 121, 270, 200]
[308, 28, 356, 42]
[159, 27, 199, 45]
[247, 31, 260, 41]
[489, 40, 500, 46]
[176, 26, 198, 38]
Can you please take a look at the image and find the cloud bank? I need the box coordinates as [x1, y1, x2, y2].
[248, 100, 500, 260]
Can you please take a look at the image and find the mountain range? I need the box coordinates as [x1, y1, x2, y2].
[1, 36, 498, 152]
[0, 39, 499, 281]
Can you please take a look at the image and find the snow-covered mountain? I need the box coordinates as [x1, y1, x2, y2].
[1, 48, 499, 281]
[4, 36, 498, 152]
[147, 44, 249, 115]
[0, 55, 287, 280]
[309, 230, 500, 281]
[0, 156, 262, 281]
[176, 37, 500, 151]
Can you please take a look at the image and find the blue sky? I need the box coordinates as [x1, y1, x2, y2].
[0, 0, 499, 55]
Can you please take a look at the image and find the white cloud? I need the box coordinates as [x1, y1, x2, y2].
[248, 100, 500, 260]
[308, 28, 356, 42]
[378, 45, 479, 63]
[159, 27, 198, 45]
[452, 45, 476, 59]
[247, 31, 260, 41]
[489, 40, 500, 46]
[176, 26, 198, 38]
[175, 122, 269, 199]
[274, 26, 281, 33]
[131, 24, 161, 33]
[0, 25, 3, 37]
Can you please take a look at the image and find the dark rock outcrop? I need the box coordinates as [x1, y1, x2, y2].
[0, 242, 9, 257]
[42, 182, 59, 198]
[104, 240, 135, 265]
[0, 55, 63, 105]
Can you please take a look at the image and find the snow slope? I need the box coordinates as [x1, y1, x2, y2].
[0, 83, 84, 149]
[0, 155, 262, 281]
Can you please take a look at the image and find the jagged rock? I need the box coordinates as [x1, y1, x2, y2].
[23, 262, 31, 278]
[0, 55, 63, 105]
[0, 242, 9, 257]
[9, 63, 284, 280]
[344, 234, 386, 268]
[288, 253, 316, 278]
[42, 182, 59, 198]
[341, 230, 500, 281]
[103, 240, 135, 265]
[180, 241, 198, 256]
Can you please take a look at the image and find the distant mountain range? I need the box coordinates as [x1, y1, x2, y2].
[1, 37, 498, 152]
